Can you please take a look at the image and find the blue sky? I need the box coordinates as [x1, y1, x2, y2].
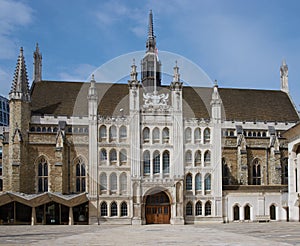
[0, 0, 299, 110]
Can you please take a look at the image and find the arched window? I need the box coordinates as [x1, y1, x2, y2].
[100, 172, 107, 192]
[222, 158, 230, 185]
[186, 202, 193, 216]
[163, 151, 170, 174]
[75, 157, 86, 193]
[119, 126, 127, 141]
[204, 150, 211, 166]
[143, 127, 150, 143]
[153, 151, 160, 174]
[42, 127, 46, 132]
[252, 159, 261, 185]
[120, 202, 128, 217]
[119, 149, 127, 165]
[205, 201, 211, 216]
[110, 173, 117, 191]
[152, 127, 160, 143]
[100, 202, 107, 216]
[0, 179, 2, 191]
[110, 202, 118, 217]
[37, 127, 41, 132]
[195, 173, 202, 191]
[37, 157, 48, 192]
[204, 128, 210, 144]
[120, 173, 127, 193]
[109, 125, 117, 142]
[204, 174, 211, 191]
[185, 127, 192, 143]
[100, 149, 107, 165]
[185, 150, 192, 165]
[186, 174, 192, 191]
[233, 205, 240, 221]
[194, 150, 201, 166]
[109, 149, 117, 165]
[195, 201, 202, 216]
[194, 128, 201, 143]
[244, 204, 251, 220]
[47, 127, 52, 133]
[281, 158, 288, 185]
[162, 127, 169, 143]
[270, 204, 276, 220]
[99, 125, 107, 140]
[143, 151, 150, 175]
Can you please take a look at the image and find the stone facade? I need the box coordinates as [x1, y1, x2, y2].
[0, 11, 299, 225]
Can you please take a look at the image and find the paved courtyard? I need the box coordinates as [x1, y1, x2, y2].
[0, 222, 299, 245]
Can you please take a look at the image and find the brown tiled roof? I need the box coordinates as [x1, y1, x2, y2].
[30, 81, 299, 122]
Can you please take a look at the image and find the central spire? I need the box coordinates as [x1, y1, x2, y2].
[142, 10, 161, 91]
[146, 10, 156, 53]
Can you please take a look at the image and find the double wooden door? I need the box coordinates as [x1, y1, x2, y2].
[145, 191, 170, 224]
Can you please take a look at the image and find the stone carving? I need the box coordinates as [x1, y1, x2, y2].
[143, 90, 169, 109]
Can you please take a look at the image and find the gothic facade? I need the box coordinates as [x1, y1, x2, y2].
[0, 11, 299, 225]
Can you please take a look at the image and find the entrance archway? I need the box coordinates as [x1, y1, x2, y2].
[145, 191, 170, 224]
[233, 205, 240, 221]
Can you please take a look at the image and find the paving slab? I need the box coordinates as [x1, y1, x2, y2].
[0, 222, 299, 245]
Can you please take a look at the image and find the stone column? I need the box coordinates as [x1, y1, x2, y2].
[31, 207, 36, 226]
[69, 207, 74, 225]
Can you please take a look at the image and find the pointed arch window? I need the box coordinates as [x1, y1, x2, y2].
[100, 172, 107, 192]
[186, 201, 193, 216]
[195, 173, 202, 191]
[281, 158, 288, 185]
[204, 150, 211, 166]
[143, 151, 150, 175]
[152, 127, 160, 143]
[222, 158, 230, 185]
[163, 151, 170, 174]
[120, 173, 127, 194]
[110, 173, 117, 191]
[185, 150, 192, 165]
[194, 150, 201, 166]
[204, 128, 210, 144]
[119, 126, 127, 141]
[162, 127, 169, 143]
[109, 125, 117, 142]
[194, 128, 201, 143]
[252, 159, 261, 185]
[205, 201, 211, 216]
[100, 125, 107, 140]
[195, 201, 202, 216]
[100, 202, 108, 216]
[204, 174, 211, 192]
[37, 157, 48, 192]
[185, 127, 192, 143]
[143, 127, 150, 143]
[153, 151, 160, 174]
[120, 202, 128, 217]
[110, 202, 118, 216]
[109, 149, 117, 165]
[75, 157, 86, 193]
[186, 174, 192, 191]
[100, 149, 107, 165]
[119, 149, 127, 165]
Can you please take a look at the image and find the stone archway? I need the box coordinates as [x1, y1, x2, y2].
[144, 188, 171, 224]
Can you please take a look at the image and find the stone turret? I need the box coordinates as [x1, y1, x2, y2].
[280, 59, 289, 93]
[5, 47, 31, 193]
[33, 43, 42, 83]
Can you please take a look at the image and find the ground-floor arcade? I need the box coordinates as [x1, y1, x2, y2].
[0, 192, 88, 225]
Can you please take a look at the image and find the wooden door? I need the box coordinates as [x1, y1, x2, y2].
[146, 205, 170, 224]
[145, 192, 170, 224]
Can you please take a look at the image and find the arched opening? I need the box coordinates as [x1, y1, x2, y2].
[244, 204, 251, 220]
[233, 205, 240, 221]
[145, 191, 170, 224]
[270, 205, 276, 220]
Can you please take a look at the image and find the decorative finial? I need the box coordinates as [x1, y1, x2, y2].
[214, 79, 218, 86]
[91, 74, 95, 81]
